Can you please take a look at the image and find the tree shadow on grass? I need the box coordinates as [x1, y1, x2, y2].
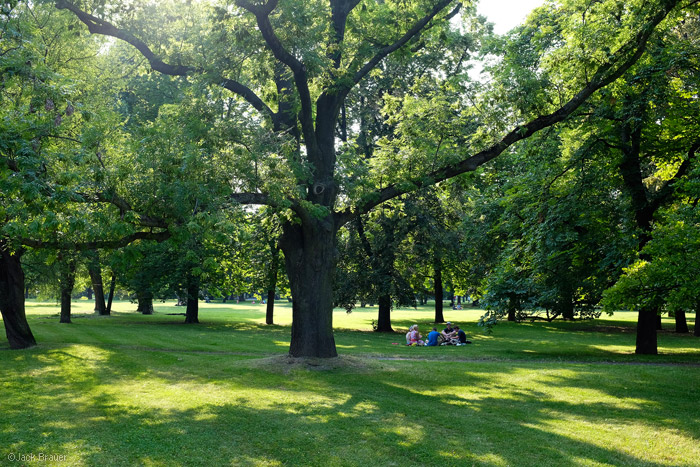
[2, 346, 698, 466]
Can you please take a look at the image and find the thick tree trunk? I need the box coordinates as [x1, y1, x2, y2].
[674, 309, 689, 334]
[184, 279, 199, 324]
[656, 314, 663, 330]
[59, 256, 76, 324]
[0, 244, 36, 349]
[280, 220, 337, 358]
[433, 259, 444, 323]
[636, 307, 658, 355]
[375, 293, 393, 332]
[106, 273, 116, 314]
[88, 258, 107, 315]
[136, 290, 154, 315]
[561, 301, 575, 320]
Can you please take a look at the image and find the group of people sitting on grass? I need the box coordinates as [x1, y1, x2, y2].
[406, 322, 471, 346]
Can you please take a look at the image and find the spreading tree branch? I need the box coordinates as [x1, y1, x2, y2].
[329, 0, 363, 67]
[21, 230, 171, 251]
[235, 0, 317, 152]
[336, 0, 681, 226]
[649, 139, 700, 212]
[84, 191, 170, 229]
[55, 0, 276, 122]
[350, 0, 455, 88]
[230, 192, 271, 205]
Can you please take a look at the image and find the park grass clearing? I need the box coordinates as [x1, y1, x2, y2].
[1, 300, 699, 466]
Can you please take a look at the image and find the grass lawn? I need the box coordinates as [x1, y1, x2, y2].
[1, 300, 699, 466]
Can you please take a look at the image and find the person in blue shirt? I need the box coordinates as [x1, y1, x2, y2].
[426, 327, 440, 346]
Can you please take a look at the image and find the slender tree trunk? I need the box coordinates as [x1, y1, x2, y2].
[266, 243, 281, 325]
[280, 220, 337, 358]
[86, 288, 93, 300]
[25, 286, 29, 299]
[106, 273, 116, 315]
[356, 216, 395, 332]
[376, 293, 393, 332]
[184, 278, 199, 324]
[266, 289, 275, 324]
[0, 243, 36, 349]
[59, 256, 76, 324]
[88, 257, 107, 315]
[674, 309, 689, 334]
[433, 258, 444, 323]
[694, 301, 700, 337]
[507, 295, 517, 322]
[636, 307, 658, 355]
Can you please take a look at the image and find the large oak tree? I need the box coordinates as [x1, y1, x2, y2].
[49, 0, 686, 357]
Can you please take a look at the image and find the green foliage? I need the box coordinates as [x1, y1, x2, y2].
[335, 201, 417, 313]
[603, 203, 700, 313]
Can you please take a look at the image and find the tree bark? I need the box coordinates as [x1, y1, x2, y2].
[266, 289, 275, 324]
[619, 122, 658, 351]
[560, 300, 575, 321]
[0, 243, 36, 349]
[88, 252, 108, 315]
[507, 295, 517, 322]
[86, 288, 93, 300]
[265, 243, 280, 325]
[674, 309, 689, 334]
[636, 306, 658, 355]
[136, 290, 154, 315]
[280, 219, 337, 358]
[376, 293, 393, 332]
[106, 273, 116, 315]
[184, 278, 199, 324]
[59, 256, 76, 324]
[433, 258, 445, 323]
[695, 301, 700, 337]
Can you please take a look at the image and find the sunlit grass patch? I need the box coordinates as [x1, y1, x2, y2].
[1, 301, 698, 465]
